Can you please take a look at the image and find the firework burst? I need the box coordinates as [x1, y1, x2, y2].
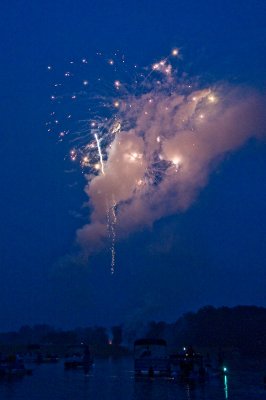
[47, 48, 265, 271]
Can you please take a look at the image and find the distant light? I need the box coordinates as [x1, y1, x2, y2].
[223, 367, 228, 372]
[172, 48, 179, 56]
[172, 157, 181, 167]
[208, 94, 218, 103]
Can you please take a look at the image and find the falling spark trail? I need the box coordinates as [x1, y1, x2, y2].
[110, 200, 117, 274]
[94, 133, 105, 175]
[106, 200, 117, 274]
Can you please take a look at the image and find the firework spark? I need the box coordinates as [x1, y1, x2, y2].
[110, 201, 117, 274]
[94, 132, 105, 175]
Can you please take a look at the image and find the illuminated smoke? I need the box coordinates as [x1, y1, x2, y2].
[47, 51, 265, 262]
[77, 82, 265, 257]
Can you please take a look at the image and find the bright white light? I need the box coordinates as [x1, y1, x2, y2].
[172, 48, 179, 56]
[94, 133, 105, 175]
[208, 94, 218, 103]
[172, 157, 181, 166]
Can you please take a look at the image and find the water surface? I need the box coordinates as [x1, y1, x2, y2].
[0, 357, 265, 400]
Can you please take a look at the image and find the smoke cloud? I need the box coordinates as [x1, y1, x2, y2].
[77, 77, 265, 256]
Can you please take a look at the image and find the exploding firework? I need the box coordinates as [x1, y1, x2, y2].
[46, 50, 183, 270]
[47, 49, 265, 271]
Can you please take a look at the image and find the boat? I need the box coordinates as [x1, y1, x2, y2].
[134, 338, 171, 377]
[169, 346, 228, 380]
[35, 353, 59, 364]
[64, 344, 92, 371]
[0, 355, 32, 378]
[170, 346, 206, 379]
[24, 344, 59, 364]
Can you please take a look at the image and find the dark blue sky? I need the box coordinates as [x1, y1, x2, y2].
[0, 0, 265, 330]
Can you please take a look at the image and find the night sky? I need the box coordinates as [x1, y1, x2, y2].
[0, 0, 265, 331]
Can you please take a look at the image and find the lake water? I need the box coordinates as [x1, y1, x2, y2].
[0, 357, 265, 400]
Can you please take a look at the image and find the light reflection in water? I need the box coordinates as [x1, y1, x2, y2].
[224, 375, 228, 399]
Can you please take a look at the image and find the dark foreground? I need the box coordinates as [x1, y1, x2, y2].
[0, 357, 265, 400]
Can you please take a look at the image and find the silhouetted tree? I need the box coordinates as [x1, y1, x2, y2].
[112, 325, 123, 346]
[42, 330, 77, 346]
[146, 321, 166, 339]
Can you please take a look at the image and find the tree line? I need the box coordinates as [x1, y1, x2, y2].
[146, 305, 266, 354]
[0, 306, 265, 355]
[0, 325, 122, 347]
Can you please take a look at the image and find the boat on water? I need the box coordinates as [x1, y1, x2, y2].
[134, 340, 226, 380]
[170, 346, 228, 380]
[134, 338, 171, 377]
[64, 344, 92, 371]
[0, 355, 32, 378]
[24, 344, 59, 364]
[170, 346, 207, 379]
[35, 353, 59, 364]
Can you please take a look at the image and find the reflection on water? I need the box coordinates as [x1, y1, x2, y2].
[224, 375, 228, 399]
[0, 357, 265, 400]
